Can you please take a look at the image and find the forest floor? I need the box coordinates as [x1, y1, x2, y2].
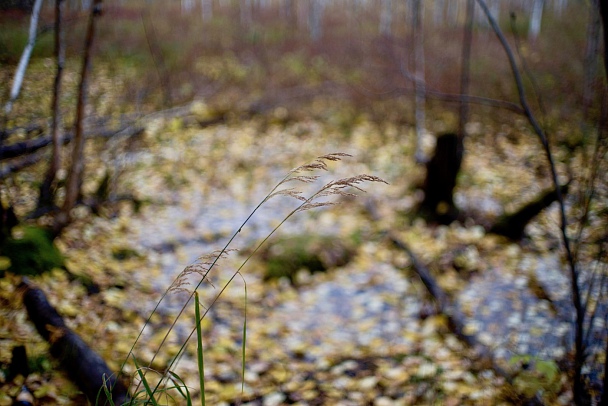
[1, 96, 604, 405]
[1, 1, 605, 403]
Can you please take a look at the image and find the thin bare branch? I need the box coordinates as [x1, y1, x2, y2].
[476, 0, 585, 401]
[394, 47, 525, 114]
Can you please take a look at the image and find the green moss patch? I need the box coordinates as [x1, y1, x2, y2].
[1, 226, 64, 277]
[259, 234, 356, 284]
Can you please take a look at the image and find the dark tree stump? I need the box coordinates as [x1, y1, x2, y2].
[7, 345, 29, 381]
[420, 133, 464, 224]
[19, 280, 129, 405]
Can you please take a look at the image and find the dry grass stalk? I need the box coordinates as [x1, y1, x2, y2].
[126, 152, 388, 401]
[168, 249, 236, 294]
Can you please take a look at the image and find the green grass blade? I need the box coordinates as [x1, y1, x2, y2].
[239, 275, 248, 394]
[96, 374, 116, 406]
[167, 371, 192, 406]
[132, 355, 159, 406]
[195, 291, 206, 406]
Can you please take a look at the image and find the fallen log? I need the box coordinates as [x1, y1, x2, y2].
[364, 199, 511, 379]
[0, 151, 45, 179]
[388, 231, 512, 379]
[0, 125, 144, 162]
[0, 135, 62, 160]
[18, 278, 129, 405]
[488, 183, 569, 240]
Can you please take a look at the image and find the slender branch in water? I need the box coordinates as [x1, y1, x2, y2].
[476, 0, 585, 401]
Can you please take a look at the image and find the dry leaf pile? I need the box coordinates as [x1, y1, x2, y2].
[1, 106, 605, 405]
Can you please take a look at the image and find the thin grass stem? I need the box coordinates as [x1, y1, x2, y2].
[194, 292, 206, 406]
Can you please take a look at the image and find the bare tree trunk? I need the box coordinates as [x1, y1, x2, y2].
[257, 0, 270, 9]
[599, 0, 608, 79]
[55, 0, 103, 235]
[309, 0, 323, 42]
[412, 0, 426, 163]
[201, 0, 212, 21]
[598, 2, 608, 402]
[181, 0, 194, 14]
[529, 0, 544, 41]
[3, 0, 44, 117]
[433, 0, 444, 26]
[38, 0, 66, 210]
[279, 0, 294, 24]
[583, 0, 601, 112]
[553, 0, 566, 16]
[240, 0, 252, 27]
[459, 0, 474, 140]
[447, 0, 459, 27]
[379, 0, 392, 36]
[296, 0, 307, 29]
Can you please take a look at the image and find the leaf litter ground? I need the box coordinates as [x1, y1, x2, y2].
[1, 108, 604, 405]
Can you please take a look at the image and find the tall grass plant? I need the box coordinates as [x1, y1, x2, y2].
[106, 153, 386, 405]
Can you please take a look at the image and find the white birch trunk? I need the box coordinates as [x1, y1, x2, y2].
[380, 0, 392, 36]
[297, 0, 307, 29]
[182, 0, 194, 14]
[4, 0, 44, 116]
[309, 0, 323, 42]
[447, 0, 459, 26]
[280, 0, 293, 21]
[240, 0, 252, 26]
[490, 0, 499, 22]
[553, 0, 567, 16]
[201, 0, 212, 21]
[433, 0, 444, 26]
[529, 0, 544, 40]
